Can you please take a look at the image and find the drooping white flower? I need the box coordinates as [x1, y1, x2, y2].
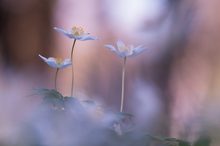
[39, 54, 71, 69]
[105, 40, 146, 58]
[54, 26, 97, 41]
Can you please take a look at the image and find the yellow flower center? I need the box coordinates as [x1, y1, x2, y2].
[55, 58, 63, 65]
[118, 45, 131, 53]
[71, 26, 84, 36]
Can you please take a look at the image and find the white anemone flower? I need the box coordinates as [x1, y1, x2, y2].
[39, 54, 71, 69]
[54, 26, 97, 41]
[105, 40, 146, 58]
[105, 40, 146, 112]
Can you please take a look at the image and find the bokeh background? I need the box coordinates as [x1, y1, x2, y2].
[0, 0, 220, 145]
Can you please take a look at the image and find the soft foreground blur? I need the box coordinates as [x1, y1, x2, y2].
[0, 0, 220, 145]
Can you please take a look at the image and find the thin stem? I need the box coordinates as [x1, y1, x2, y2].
[120, 57, 127, 112]
[55, 68, 59, 90]
[71, 39, 77, 97]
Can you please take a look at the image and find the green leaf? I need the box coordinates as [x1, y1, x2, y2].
[193, 135, 211, 146]
[146, 134, 191, 146]
[115, 112, 134, 121]
[145, 134, 165, 141]
[178, 140, 191, 146]
[35, 88, 63, 99]
[163, 137, 191, 146]
[34, 88, 64, 108]
[82, 99, 97, 105]
[63, 96, 80, 107]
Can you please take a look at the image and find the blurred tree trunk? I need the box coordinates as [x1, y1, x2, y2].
[169, 0, 220, 142]
[0, 0, 55, 71]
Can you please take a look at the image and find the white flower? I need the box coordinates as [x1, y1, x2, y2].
[39, 54, 71, 69]
[54, 26, 97, 41]
[105, 40, 146, 58]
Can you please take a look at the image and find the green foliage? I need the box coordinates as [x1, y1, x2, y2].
[193, 135, 211, 146]
[144, 134, 211, 146]
[35, 88, 63, 100]
[33, 88, 212, 146]
[35, 88, 64, 109]
[35, 88, 81, 111]
[146, 134, 191, 146]
[115, 112, 133, 120]
[82, 99, 97, 105]
[164, 138, 191, 146]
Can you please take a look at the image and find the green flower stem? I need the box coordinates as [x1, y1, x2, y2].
[55, 68, 59, 90]
[70, 39, 77, 97]
[120, 57, 127, 112]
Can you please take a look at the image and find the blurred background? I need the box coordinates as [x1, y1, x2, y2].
[0, 0, 220, 145]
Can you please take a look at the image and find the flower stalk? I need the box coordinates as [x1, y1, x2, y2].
[55, 68, 59, 90]
[54, 26, 97, 96]
[105, 40, 146, 112]
[120, 57, 127, 112]
[70, 39, 77, 97]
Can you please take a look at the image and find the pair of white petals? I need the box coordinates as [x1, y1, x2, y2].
[105, 40, 146, 58]
[54, 27, 97, 41]
[39, 55, 71, 69]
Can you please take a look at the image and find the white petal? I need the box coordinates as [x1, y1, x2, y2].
[39, 54, 58, 68]
[39, 54, 48, 62]
[118, 52, 130, 58]
[63, 59, 71, 65]
[130, 46, 146, 57]
[105, 45, 117, 52]
[46, 58, 58, 68]
[116, 40, 125, 49]
[105, 44, 127, 58]
[77, 35, 97, 41]
[54, 27, 74, 39]
[60, 59, 72, 69]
